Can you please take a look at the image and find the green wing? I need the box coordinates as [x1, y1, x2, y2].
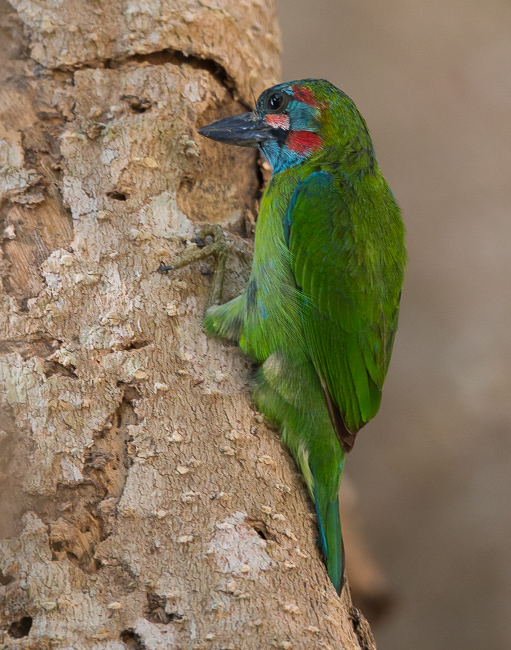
[285, 171, 402, 447]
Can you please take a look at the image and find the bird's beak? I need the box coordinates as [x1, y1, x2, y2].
[198, 112, 272, 147]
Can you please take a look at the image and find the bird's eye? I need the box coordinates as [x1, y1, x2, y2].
[266, 92, 288, 113]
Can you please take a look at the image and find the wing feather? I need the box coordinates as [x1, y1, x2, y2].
[285, 171, 402, 448]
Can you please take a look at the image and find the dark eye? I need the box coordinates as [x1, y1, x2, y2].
[266, 92, 288, 113]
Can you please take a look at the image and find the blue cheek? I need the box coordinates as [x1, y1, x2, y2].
[292, 102, 317, 130]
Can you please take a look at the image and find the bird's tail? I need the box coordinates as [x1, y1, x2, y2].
[313, 472, 345, 595]
[251, 354, 346, 594]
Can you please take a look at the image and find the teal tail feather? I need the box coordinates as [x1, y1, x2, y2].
[314, 485, 345, 595]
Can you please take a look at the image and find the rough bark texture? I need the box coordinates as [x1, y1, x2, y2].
[0, 1, 375, 648]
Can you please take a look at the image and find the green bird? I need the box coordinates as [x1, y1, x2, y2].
[197, 79, 406, 595]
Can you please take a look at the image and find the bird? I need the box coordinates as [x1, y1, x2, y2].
[196, 79, 407, 595]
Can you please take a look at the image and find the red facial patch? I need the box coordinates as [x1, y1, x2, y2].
[265, 114, 290, 129]
[286, 131, 322, 155]
[291, 85, 321, 107]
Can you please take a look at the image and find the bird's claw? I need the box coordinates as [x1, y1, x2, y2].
[158, 261, 174, 273]
[157, 224, 228, 308]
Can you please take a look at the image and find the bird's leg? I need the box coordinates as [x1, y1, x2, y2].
[158, 224, 228, 308]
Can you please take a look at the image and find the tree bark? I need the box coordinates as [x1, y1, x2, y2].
[0, 1, 376, 647]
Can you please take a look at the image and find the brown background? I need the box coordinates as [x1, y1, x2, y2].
[276, 1, 511, 649]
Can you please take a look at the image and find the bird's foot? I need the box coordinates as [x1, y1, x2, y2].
[158, 224, 228, 308]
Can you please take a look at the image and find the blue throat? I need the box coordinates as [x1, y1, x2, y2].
[259, 140, 306, 175]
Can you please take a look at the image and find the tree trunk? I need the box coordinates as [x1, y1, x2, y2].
[0, 1, 375, 647]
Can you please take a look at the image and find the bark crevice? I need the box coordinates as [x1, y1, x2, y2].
[33, 42, 251, 109]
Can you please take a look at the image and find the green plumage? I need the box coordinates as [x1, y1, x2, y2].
[200, 79, 406, 594]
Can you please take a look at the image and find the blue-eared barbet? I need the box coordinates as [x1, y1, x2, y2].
[196, 79, 407, 595]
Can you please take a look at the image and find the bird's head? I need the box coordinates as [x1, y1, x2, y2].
[198, 79, 371, 175]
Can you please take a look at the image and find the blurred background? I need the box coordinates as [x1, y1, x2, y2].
[276, 0, 511, 648]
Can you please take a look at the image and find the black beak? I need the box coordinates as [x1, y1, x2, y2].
[198, 112, 272, 147]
